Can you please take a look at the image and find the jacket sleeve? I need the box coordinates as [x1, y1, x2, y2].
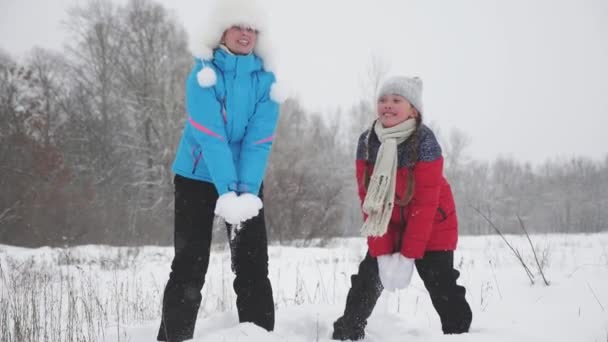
[400, 129, 444, 259]
[237, 72, 280, 195]
[186, 59, 237, 195]
[356, 131, 395, 257]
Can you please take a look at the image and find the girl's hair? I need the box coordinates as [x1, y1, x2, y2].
[407, 110, 423, 167]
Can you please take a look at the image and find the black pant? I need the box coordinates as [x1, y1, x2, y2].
[157, 175, 274, 342]
[332, 251, 472, 340]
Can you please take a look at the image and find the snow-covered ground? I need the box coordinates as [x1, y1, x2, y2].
[1, 233, 607, 341]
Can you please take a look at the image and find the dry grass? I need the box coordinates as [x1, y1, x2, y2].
[0, 247, 159, 342]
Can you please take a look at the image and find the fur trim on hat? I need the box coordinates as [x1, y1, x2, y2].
[189, 0, 276, 88]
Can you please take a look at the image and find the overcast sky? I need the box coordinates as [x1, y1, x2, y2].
[1, 0, 607, 163]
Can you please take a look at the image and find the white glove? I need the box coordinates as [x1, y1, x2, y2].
[214, 192, 242, 225]
[377, 254, 399, 292]
[237, 193, 263, 222]
[377, 253, 415, 291]
[392, 254, 415, 290]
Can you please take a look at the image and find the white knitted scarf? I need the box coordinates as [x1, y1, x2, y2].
[361, 118, 417, 237]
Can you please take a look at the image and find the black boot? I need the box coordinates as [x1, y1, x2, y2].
[157, 176, 217, 342]
[415, 251, 472, 334]
[332, 253, 383, 341]
[227, 188, 275, 331]
[332, 316, 366, 341]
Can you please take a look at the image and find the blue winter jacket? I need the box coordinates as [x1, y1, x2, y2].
[172, 48, 279, 196]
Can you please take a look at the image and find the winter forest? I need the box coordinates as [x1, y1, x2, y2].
[1, 0, 607, 247]
[1, 0, 608, 341]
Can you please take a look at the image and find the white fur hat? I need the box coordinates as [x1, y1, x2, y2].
[189, 0, 289, 102]
[189, 0, 276, 74]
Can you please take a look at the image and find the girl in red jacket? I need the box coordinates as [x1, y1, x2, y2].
[332, 76, 472, 340]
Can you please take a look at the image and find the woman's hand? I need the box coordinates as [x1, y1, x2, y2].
[214, 192, 263, 225]
[214, 192, 241, 224]
[237, 193, 263, 221]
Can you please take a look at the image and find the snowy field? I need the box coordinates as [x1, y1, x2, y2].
[1, 233, 607, 342]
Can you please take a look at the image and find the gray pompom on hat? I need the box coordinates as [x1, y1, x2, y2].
[377, 76, 424, 114]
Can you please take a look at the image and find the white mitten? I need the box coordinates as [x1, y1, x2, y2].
[377, 254, 398, 292]
[392, 254, 415, 290]
[214, 192, 241, 225]
[237, 193, 263, 221]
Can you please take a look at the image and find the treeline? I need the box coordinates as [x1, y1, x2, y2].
[1, 0, 606, 247]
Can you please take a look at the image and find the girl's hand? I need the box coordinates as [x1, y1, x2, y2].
[377, 254, 399, 292]
[392, 254, 415, 289]
[377, 253, 415, 291]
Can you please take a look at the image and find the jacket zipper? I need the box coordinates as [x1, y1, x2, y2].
[192, 150, 203, 174]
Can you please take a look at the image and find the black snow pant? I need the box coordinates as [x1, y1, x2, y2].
[157, 175, 274, 342]
[332, 251, 472, 340]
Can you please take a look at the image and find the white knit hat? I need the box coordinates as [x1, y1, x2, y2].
[377, 76, 424, 114]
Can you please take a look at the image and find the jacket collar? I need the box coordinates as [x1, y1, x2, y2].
[213, 48, 262, 75]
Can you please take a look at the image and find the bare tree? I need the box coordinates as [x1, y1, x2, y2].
[0, 50, 75, 245]
[26, 48, 70, 147]
[443, 128, 472, 174]
[65, 0, 123, 139]
[360, 53, 390, 106]
[111, 0, 190, 237]
[265, 99, 352, 244]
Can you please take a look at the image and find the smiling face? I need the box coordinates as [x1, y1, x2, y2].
[377, 94, 418, 128]
[222, 25, 258, 55]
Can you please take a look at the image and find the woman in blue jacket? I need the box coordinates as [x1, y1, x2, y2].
[157, 1, 283, 341]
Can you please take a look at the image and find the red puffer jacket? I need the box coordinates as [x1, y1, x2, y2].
[356, 125, 458, 259]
